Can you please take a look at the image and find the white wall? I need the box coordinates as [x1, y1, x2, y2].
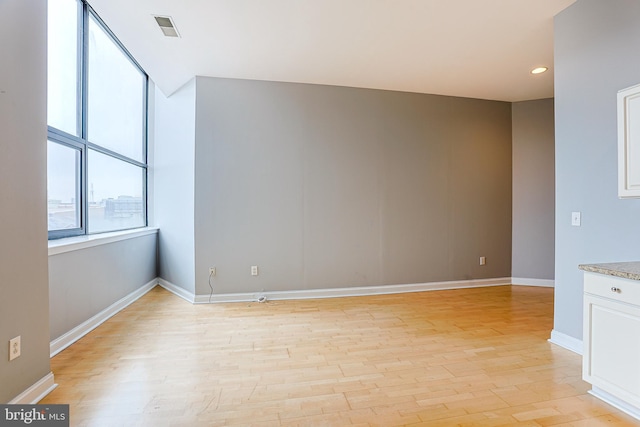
[554, 0, 640, 340]
[154, 80, 196, 293]
[0, 0, 51, 402]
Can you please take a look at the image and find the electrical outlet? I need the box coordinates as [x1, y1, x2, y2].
[479, 256, 486, 266]
[209, 267, 216, 276]
[251, 266, 259, 276]
[9, 336, 20, 361]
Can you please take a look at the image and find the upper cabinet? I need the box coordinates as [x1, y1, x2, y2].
[618, 83, 640, 198]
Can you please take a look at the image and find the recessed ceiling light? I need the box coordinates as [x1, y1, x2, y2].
[531, 67, 548, 75]
[154, 15, 180, 38]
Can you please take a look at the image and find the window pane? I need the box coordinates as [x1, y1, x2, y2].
[87, 14, 145, 162]
[47, 0, 79, 135]
[88, 150, 145, 233]
[48, 141, 80, 230]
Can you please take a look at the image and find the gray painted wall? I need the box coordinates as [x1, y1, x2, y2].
[0, 0, 51, 402]
[194, 77, 512, 296]
[48, 234, 157, 341]
[512, 99, 555, 281]
[554, 0, 640, 340]
[154, 80, 196, 293]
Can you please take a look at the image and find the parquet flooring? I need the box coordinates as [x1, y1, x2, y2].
[41, 285, 640, 426]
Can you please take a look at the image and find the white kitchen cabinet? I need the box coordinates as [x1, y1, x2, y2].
[583, 271, 640, 420]
[618, 83, 640, 198]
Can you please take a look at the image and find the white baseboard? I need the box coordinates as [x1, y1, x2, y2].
[548, 329, 583, 355]
[590, 387, 640, 421]
[157, 278, 196, 303]
[180, 277, 513, 304]
[511, 277, 555, 287]
[9, 372, 57, 404]
[50, 279, 158, 357]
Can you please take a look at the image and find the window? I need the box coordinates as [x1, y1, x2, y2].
[47, 0, 148, 239]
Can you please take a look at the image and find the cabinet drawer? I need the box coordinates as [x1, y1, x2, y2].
[584, 272, 640, 305]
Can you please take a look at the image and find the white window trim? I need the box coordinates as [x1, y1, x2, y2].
[48, 227, 158, 256]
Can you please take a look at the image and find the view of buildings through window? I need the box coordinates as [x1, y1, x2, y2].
[47, 0, 148, 238]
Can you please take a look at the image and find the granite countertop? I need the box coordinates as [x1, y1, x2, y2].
[579, 261, 640, 281]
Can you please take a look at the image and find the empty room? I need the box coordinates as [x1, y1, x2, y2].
[2, 0, 640, 425]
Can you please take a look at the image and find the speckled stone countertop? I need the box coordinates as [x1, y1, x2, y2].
[579, 261, 640, 281]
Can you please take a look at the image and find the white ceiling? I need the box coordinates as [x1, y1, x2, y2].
[88, 0, 576, 102]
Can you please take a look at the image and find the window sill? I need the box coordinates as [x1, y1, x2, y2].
[48, 227, 159, 256]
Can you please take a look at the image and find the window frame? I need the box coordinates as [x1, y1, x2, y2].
[48, 0, 148, 240]
[47, 130, 85, 239]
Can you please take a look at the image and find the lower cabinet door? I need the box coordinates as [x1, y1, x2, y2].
[584, 294, 640, 408]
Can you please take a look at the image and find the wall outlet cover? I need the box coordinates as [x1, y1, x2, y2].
[9, 336, 20, 361]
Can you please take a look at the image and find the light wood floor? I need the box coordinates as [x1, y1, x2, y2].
[41, 285, 640, 426]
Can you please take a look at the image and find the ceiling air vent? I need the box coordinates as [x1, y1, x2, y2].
[154, 15, 180, 38]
